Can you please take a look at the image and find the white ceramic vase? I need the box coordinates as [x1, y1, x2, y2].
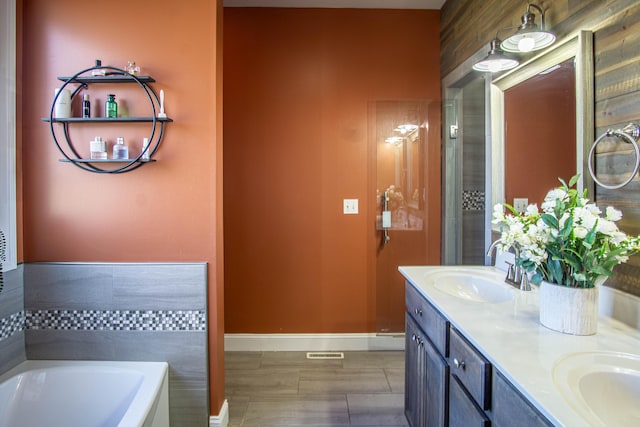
[539, 280, 600, 335]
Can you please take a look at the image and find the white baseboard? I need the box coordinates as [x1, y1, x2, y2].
[209, 399, 229, 427]
[224, 333, 405, 352]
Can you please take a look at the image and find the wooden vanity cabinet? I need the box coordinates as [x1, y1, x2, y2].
[405, 284, 449, 427]
[405, 281, 553, 427]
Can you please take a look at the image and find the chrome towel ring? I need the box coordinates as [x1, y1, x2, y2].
[588, 123, 640, 190]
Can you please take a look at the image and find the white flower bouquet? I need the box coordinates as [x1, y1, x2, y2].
[492, 176, 640, 288]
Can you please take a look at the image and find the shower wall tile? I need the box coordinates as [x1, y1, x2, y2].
[462, 211, 485, 265]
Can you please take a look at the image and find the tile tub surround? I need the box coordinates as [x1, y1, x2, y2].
[22, 262, 209, 427]
[0, 264, 26, 373]
[399, 265, 640, 427]
[225, 351, 408, 426]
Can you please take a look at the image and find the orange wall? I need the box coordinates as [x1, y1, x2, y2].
[20, 0, 224, 415]
[224, 8, 441, 333]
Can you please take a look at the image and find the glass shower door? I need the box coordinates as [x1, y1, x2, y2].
[372, 100, 431, 333]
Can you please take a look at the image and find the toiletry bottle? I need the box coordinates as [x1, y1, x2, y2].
[113, 137, 129, 160]
[141, 137, 151, 160]
[90, 136, 107, 160]
[105, 94, 117, 118]
[82, 93, 91, 118]
[54, 88, 71, 118]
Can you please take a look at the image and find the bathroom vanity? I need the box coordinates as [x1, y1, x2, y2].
[400, 266, 640, 427]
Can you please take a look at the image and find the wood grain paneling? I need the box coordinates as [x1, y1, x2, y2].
[441, 0, 640, 296]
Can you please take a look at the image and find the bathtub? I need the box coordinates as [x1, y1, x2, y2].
[0, 360, 169, 427]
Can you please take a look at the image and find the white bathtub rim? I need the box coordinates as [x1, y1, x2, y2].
[0, 360, 169, 427]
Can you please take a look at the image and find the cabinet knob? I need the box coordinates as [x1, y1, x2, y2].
[412, 334, 423, 347]
[414, 308, 423, 316]
[453, 358, 466, 370]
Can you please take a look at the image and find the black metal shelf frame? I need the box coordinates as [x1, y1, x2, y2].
[47, 64, 171, 174]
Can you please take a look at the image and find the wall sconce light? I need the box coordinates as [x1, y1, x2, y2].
[500, 3, 556, 53]
[394, 124, 419, 135]
[385, 136, 404, 145]
[472, 37, 519, 73]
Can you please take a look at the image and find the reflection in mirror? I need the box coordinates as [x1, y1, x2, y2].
[504, 58, 576, 206]
[374, 100, 429, 231]
[490, 30, 594, 214]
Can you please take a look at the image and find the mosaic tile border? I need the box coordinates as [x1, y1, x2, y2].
[0, 309, 206, 340]
[0, 312, 26, 341]
[463, 189, 485, 211]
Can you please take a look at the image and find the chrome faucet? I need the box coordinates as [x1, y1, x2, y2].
[486, 239, 531, 291]
[486, 239, 503, 265]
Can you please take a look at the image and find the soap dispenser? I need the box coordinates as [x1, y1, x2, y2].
[112, 137, 129, 160]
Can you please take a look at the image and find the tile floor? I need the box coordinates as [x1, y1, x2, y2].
[225, 351, 409, 427]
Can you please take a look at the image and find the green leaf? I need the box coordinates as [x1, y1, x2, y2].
[568, 174, 580, 188]
[541, 213, 559, 229]
[560, 215, 573, 239]
[531, 273, 543, 285]
[558, 177, 569, 190]
[548, 259, 563, 284]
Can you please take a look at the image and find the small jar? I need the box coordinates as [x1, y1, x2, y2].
[105, 94, 118, 118]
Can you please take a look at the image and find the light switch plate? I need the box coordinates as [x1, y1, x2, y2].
[513, 198, 528, 213]
[343, 199, 358, 214]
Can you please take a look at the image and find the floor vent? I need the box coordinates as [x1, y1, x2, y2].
[306, 352, 344, 360]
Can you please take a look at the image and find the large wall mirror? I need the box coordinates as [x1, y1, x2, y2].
[490, 30, 594, 213]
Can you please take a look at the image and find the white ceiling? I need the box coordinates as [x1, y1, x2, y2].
[223, 0, 445, 9]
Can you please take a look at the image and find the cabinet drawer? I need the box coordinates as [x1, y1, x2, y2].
[449, 375, 490, 427]
[449, 327, 491, 410]
[406, 282, 449, 357]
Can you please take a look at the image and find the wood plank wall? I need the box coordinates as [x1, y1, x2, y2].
[441, 0, 640, 296]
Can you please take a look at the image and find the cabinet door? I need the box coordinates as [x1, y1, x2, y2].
[424, 336, 449, 427]
[405, 314, 426, 427]
[449, 376, 490, 427]
[492, 371, 554, 427]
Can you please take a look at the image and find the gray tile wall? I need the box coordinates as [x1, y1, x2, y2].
[0, 264, 26, 373]
[461, 77, 486, 265]
[23, 262, 209, 427]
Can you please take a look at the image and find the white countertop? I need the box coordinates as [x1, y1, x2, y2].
[399, 265, 640, 427]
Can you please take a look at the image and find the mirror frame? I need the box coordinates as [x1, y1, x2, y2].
[489, 30, 594, 212]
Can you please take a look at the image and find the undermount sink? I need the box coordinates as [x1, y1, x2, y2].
[425, 268, 514, 303]
[553, 352, 640, 426]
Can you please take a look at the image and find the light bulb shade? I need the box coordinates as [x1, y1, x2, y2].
[472, 38, 519, 73]
[501, 29, 556, 53]
[385, 136, 404, 145]
[394, 123, 419, 134]
[501, 4, 556, 53]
